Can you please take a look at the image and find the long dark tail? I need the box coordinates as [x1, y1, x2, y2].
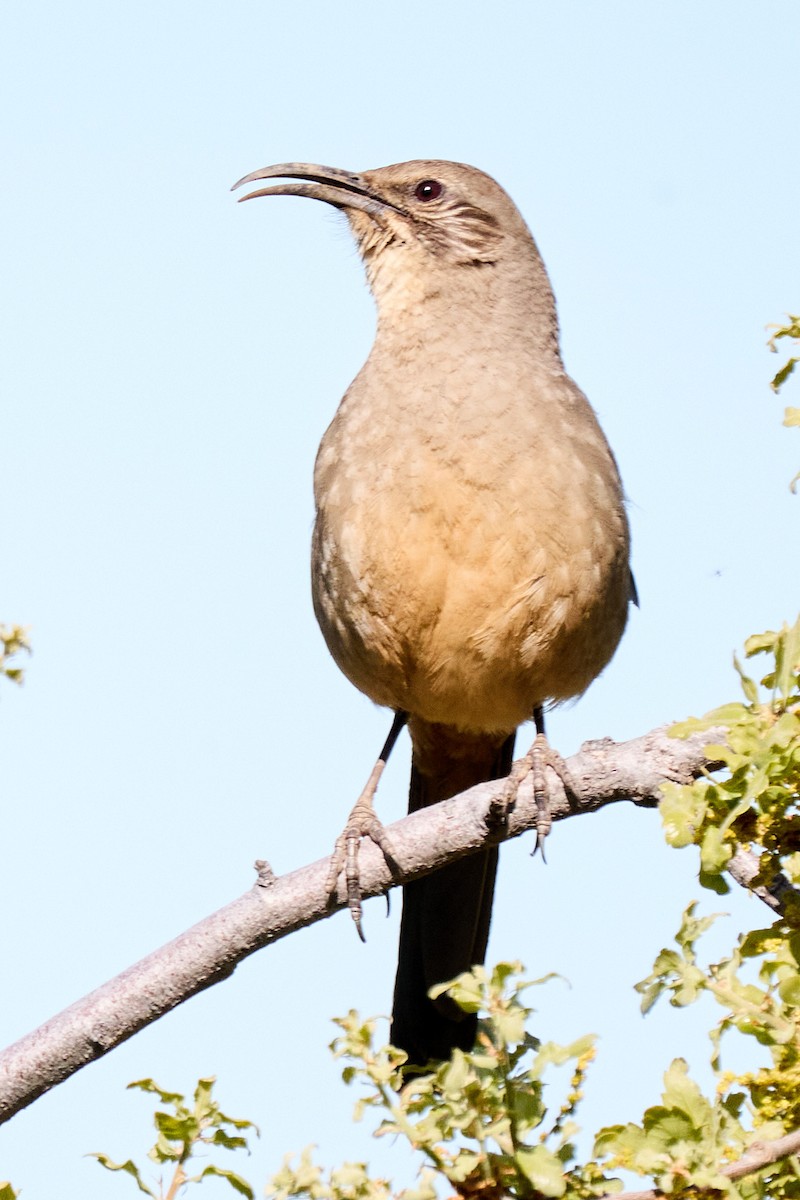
[390, 726, 516, 1066]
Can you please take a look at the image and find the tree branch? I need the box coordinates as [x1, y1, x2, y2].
[0, 724, 725, 1124]
[727, 846, 797, 917]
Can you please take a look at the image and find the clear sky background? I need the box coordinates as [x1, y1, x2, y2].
[1, 2, 798, 1195]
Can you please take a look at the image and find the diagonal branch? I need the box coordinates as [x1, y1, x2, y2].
[0, 723, 734, 1124]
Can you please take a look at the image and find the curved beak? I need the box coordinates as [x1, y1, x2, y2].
[231, 162, 395, 220]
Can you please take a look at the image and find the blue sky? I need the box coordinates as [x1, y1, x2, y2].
[1, 2, 798, 1195]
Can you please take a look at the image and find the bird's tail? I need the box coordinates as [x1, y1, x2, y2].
[390, 722, 515, 1066]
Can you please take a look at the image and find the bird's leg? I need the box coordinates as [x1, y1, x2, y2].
[326, 711, 407, 941]
[489, 706, 574, 859]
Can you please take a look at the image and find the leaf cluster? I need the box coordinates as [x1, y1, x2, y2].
[90, 1076, 258, 1199]
[767, 314, 800, 490]
[621, 618, 800, 1194]
[665, 618, 800, 909]
[0, 624, 30, 686]
[631, 899, 800, 1193]
[273, 963, 617, 1200]
[595, 1056, 750, 1197]
[769, 315, 800, 395]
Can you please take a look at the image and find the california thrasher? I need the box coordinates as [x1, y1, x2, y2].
[234, 160, 633, 1065]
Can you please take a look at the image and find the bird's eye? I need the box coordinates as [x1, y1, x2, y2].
[414, 179, 443, 202]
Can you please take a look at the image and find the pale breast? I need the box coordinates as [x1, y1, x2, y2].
[311, 363, 630, 734]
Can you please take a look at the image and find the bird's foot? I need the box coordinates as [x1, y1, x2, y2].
[489, 733, 574, 860]
[325, 759, 395, 942]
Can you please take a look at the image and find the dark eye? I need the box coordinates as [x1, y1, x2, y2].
[414, 179, 443, 202]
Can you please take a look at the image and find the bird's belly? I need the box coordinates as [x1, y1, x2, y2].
[311, 466, 630, 735]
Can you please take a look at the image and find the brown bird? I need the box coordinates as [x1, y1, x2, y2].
[233, 160, 633, 1066]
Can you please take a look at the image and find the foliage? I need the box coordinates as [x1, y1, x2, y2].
[0, 624, 30, 686]
[665, 617, 800, 908]
[664, 629, 800, 1159]
[268, 956, 800, 1200]
[768, 314, 800, 491]
[619, 615, 800, 1194]
[769, 314, 800, 394]
[90, 1076, 258, 1199]
[627, 903, 800, 1196]
[272, 963, 617, 1200]
[594, 1053, 752, 1197]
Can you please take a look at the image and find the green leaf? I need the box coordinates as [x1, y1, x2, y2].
[788, 931, 800, 965]
[594, 1121, 666, 1173]
[153, 1110, 198, 1156]
[699, 825, 732, 875]
[672, 964, 707, 1007]
[774, 616, 800, 703]
[210, 1129, 249, 1150]
[493, 1005, 527, 1045]
[698, 867, 730, 895]
[440, 1052, 471, 1096]
[670, 704, 746, 737]
[193, 1164, 255, 1197]
[401, 1170, 439, 1200]
[218, 1110, 260, 1134]
[660, 1059, 711, 1130]
[127, 1078, 185, 1106]
[772, 356, 798, 391]
[509, 1082, 546, 1134]
[642, 1104, 695, 1147]
[533, 1035, 595, 1076]
[777, 973, 800, 1006]
[155, 1111, 196, 1138]
[0, 1185, 19, 1200]
[676, 902, 722, 951]
[744, 630, 778, 657]
[0, 624, 31, 686]
[490, 960, 526, 989]
[447, 1150, 484, 1183]
[88, 1154, 158, 1197]
[734, 653, 760, 703]
[659, 783, 707, 848]
[429, 971, 482, 1013]
[515, 1144, 567, 1197]
[193, 1075, 217, 1120]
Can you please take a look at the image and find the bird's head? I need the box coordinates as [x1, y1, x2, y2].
[232, 159, 559, 355]
[234, 159, 539, 274]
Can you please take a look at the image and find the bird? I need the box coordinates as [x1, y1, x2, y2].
[233, 160, 633, 1066]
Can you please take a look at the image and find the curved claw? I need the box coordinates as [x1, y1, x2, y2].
[328, 810, 395, 942]
[495, 730, 570, 860]
[531, 825, 549, 863]
[345, 828, 367, 942]
[530, 732, 552, 862]
[325, 714, 407, 940]
[325, 835, 347, 897]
